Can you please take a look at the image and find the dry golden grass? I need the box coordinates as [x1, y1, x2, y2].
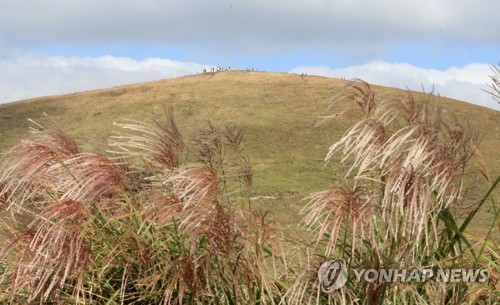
[0, 72, 498, 304]
[0, 71, 498, 236]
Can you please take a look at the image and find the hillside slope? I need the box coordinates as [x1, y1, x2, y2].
[0, 71, 498, 228]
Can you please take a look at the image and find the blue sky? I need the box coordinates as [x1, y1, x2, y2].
[0, 0, 498, 109]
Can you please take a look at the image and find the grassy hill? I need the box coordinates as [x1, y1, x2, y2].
[0, 70, 498, 233]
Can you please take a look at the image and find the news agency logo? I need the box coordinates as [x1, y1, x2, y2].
[318, 259, 348, 292]
[350, 268, 489, 284]
[318, 259, 489, 293]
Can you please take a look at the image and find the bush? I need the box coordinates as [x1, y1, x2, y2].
[292, 80, 499, 304]
[0, 110, 286, 304]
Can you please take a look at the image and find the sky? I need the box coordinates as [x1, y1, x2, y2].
[0, 0, 498, 109]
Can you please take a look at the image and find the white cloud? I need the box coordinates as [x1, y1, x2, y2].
[0, 0, 498, 56]
[0, 50, 212, 103]
[1, 50, 497, 111]
[291, 62, 499, 110]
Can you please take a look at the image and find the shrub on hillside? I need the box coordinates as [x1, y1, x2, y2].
[0, 110, 286, 304]
[291, 80, 499, 305]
